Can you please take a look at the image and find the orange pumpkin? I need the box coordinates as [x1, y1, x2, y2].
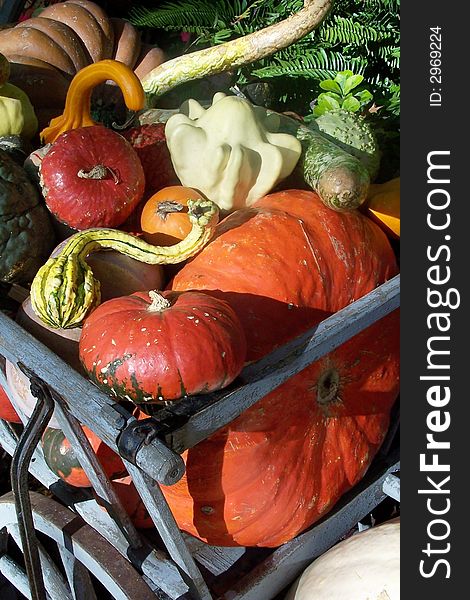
[109, 475, 154, 529]
[164, 189, 400, 547]
[140, 186, 205, 246]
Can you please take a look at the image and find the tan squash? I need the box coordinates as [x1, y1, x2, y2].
[39, 1, 111, 63]
[16, 18, 89, 73]
[0, 1, 165, 124]
[110, 18, 141, 68]
[0, 27, 76, 75]
[7, 56, 71, 111]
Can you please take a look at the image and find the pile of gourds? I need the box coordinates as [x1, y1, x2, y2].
[0, 0, 400, 557]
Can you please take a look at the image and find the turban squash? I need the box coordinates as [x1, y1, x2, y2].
[0, 1, 165, 127]
[165, 189, 400, 547]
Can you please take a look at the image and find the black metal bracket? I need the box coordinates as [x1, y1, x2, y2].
[116, 417, 164, 464]
[10, 364, 55, 600]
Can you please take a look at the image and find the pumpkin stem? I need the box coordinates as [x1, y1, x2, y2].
[112, 111, 137, 131]
[148, 291, 172, 312]
[316, 368, 341, 407]
[77, 165, 120, 184]
[157, 201, 185, 221]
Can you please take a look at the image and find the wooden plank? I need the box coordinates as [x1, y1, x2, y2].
[183, 535, 245, 577]
[58, 545, 98, 600]
[383, 473, 400, 501]
[124, 461, 211, 600]
[160, 275, 400, 452]
[52, 397, 143, 550]
[0, 313, 184, 486]
[0, 495, 160, 600]
[0, 555, 33, 600]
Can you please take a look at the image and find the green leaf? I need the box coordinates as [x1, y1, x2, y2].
[343, 74, 364, 95]
[335, 70, 354, 92]
[314, 94, 342, 116]
[356, 89, 374, 105]
[341, 96, 361, 112]
[319, 79, 342, 94]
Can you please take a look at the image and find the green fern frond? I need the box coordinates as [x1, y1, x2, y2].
[319, 15, 394, 45]
[375, 45, 400, 69]
[252, 50, 367, 80]
[129, 1, 241, 30]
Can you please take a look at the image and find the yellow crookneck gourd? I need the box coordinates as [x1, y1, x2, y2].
[165, 92, 302, 213]
[40, 59, 146, 145]
[31, 199, 219, 329]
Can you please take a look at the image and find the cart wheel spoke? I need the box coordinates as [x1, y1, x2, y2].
[58, 544, 98, 600]
[8, 522, 73, 600]
[0, 492, 157, 600]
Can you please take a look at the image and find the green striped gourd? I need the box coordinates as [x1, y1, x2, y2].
[31, 199, 219, 329]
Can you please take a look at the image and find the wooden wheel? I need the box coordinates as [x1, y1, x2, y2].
[0, 491, 160, 600]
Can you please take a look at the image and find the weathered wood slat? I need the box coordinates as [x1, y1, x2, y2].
[125, 461, 211, 600]
[58, 545, 98, 600]
[0, 423, 188, 599]
[0, 555, 33, 600]
[53, 396, 143, 550]
[383, 473, 400, 502]
[8, 524, 73, 600]
[0, 494, 160, 600]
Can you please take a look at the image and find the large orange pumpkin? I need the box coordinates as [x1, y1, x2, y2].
[165, 189, 400, 547]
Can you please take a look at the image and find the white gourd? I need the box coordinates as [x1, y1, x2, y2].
[285, 518, 400, 600]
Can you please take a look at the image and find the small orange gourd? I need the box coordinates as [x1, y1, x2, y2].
[140, 186, 205, 245]
[40, 60, 145, 144]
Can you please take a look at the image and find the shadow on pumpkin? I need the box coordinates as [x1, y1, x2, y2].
[185, 428, 232, 544]
[175, 289, 332, 363]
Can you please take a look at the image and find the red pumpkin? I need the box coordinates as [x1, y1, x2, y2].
[39, 125, 145, 229]
[0, 383, 22, 423]
[79, 290, 247, 404]
[122, 123, 179, 197]
[41, 425, 126, 488]
[162, 189, 400, 547]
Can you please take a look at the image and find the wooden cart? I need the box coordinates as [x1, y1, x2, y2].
[0, 274, 400, 600]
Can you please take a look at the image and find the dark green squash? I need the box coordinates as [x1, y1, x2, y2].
[41, 425, 126, 488]
[0, 135, 30, 165]
[0, 149, 55, 284]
